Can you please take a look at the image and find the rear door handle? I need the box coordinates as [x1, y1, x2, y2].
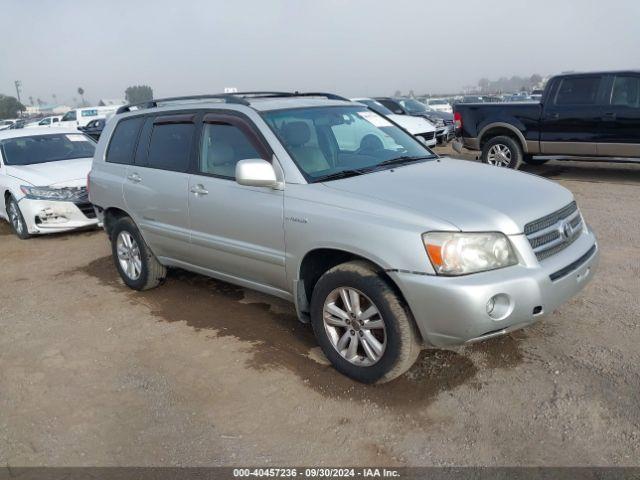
[547, 113, 560, 120]
[190, 184, 209, 196]
[602, 112, 617, 121]
[127, 173, 142, 183]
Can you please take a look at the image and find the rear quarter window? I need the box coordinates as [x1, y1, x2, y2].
[106, 117, 145, 165]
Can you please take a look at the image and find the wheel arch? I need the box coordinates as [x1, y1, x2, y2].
[103, 206, 131, 238]
[478, 122, 528, 153]
[296, 248, 419, 338]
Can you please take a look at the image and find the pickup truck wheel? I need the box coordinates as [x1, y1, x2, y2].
[110, 216, 166, 291]
[310, 261, 421, 384]
[523, 156, 550, 166]
[482, 136, 522, 169]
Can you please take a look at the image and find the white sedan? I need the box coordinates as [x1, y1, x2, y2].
[0, 128, 99, 238]
[351, 98, 438, 147]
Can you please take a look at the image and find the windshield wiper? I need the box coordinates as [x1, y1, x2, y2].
[375, 155, 435, 169]
[315, 168, 371, 182]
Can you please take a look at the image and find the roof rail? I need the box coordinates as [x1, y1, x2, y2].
[115, 94, 250, 115]
[233, 91, 350, 102]
[115, 91, 350, 115]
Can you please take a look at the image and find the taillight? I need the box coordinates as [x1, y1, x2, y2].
[454, 112, 462, 130]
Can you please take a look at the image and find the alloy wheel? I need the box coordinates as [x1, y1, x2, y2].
[116, 231, 142, 281]
[487, 143, 512, 167]
[322, 287, 387, 366]
[8, 201, 24, 236]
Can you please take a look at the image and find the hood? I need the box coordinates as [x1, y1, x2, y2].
[322, 158, 574, 235]
[5, 157, 92, 187]
[388, 114, 436, 134]
[419, 110, 453, 121]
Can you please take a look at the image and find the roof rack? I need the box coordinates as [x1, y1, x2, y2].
[115, 91, 350, 115]
[116, 94, 250, 114]
[233, 91, 350, 101]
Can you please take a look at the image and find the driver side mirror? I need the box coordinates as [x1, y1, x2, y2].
[394, 109, 405, 115]
[235, 159, 279, 188]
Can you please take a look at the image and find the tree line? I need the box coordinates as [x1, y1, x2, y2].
[477, 74, 544, 94]
[0, 85, 154, 119]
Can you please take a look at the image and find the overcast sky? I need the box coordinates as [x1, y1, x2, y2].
[1, 0, 639, 105]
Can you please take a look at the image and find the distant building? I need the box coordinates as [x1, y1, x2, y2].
[98, 99, 126, 106]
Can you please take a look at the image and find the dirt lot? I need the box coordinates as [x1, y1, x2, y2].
[1, 152, 639, 467]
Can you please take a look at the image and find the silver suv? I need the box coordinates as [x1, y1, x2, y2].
[89, 92, 599, 384]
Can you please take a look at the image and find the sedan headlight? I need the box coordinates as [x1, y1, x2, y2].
[20, 185, 84, 201]
[422, 232, 518, 276]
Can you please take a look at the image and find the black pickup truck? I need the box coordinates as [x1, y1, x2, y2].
[453, 71, 640, 168]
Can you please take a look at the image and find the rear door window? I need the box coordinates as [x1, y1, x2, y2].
[106, 117, 145, 165]
[611, 75, 640, 108]
[147, 119, 195, 172]
[554, 76, 601, 105]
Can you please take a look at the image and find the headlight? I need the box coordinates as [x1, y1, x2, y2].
[422, 232, 518, 276]
[20, 185, 84, 201]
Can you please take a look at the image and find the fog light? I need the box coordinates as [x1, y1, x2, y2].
[486, 294, 512, 320]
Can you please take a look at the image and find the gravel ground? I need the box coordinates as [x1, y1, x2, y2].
[0, 151, 639, 467]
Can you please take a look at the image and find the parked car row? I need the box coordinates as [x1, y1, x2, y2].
[0, 90, 600, 385]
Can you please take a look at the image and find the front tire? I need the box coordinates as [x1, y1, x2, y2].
[310, 261, 421, 384]
[481, 135, 522, 169]
[6, 196, 30, 239]
[110, 216, 166, 291]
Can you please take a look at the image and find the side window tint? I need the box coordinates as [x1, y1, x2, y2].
[555, 77, 601, 105]
[147, 123, 194, 172]
[611, 76, 640, 108]
[199, 123, 262, 178]
[106, 117, 145, 165]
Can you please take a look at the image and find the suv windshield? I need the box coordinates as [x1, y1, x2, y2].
[262, 106, 436, 182]
[0, 133, 96, 165]
[398, 99, 430, 114]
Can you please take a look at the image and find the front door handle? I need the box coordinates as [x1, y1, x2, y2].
[602, 112, 617, 121]
[190, 184, 209, 196]
[546, 112, 560, 120]
[127, 172, 142, 183]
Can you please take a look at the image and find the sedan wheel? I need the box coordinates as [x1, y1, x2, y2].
[486, 143, 512, 167]
[7, 201, 24, 236]
[323, 287, 387, 366]
[116, 231, 142, 281]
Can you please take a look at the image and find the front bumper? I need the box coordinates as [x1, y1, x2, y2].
[18, 198, 99, 234]
[389, 230, 599, 347]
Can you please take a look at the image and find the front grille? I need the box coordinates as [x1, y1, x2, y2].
[419, 131, 435, 141]
[525, 201, 583, 261]
[76, 202, 97, 219]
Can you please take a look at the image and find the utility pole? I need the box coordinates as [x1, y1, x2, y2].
[14, 80, 22, 104]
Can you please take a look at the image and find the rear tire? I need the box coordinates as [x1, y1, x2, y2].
[110, 216, 166, 291]
[310, 260, 421, 384]
[481, 135, 522, 169]
[6, 196, 30, 240]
